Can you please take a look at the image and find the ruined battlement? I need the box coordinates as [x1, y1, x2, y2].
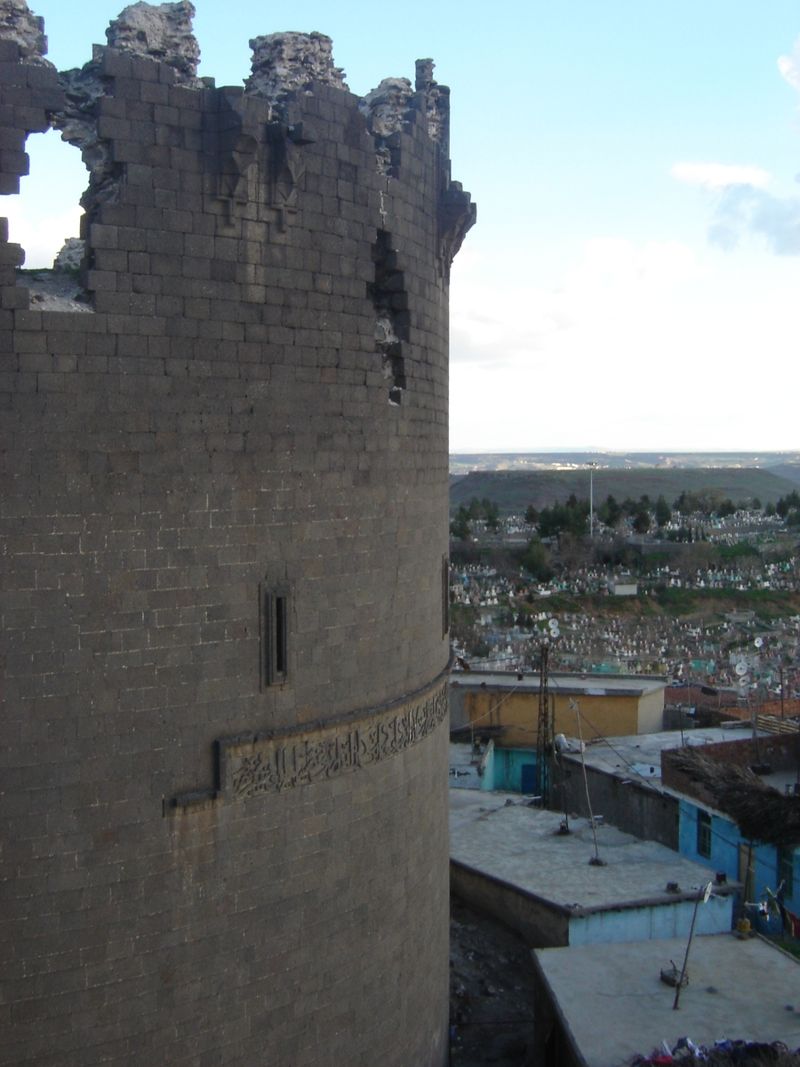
[1, 3, 473, 1064]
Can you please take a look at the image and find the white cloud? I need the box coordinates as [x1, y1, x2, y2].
[709, 186, 800, 255]
[671, 161, 770, 190]
[448, 236, 799, 452]
[451, 237, 704, 372]
[4, 196, 82, 269]
[778, 36, 800, 94]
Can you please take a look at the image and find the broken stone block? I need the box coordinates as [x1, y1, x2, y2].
[245, 31, 347, 114]
[106, 0, 200, 84]
[0, 0, 52, 65]
[53, 237, 84, 272]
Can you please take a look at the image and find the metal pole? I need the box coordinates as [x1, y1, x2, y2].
[673, 884, 710, 1010]
[572, 699, 603, 865]
[589, 463, 595, 541]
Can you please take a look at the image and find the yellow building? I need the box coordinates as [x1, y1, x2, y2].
[449, 671, 666, 747]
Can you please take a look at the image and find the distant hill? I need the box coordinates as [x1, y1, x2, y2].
[449, 467, 799, 514]
[770, 463, 800, 488]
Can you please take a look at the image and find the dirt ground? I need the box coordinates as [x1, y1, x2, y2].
[449, 895, 538, 1067]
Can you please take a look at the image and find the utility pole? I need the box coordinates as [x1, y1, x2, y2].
[537, 642, 552, 807]
[589, 462, 596, 541]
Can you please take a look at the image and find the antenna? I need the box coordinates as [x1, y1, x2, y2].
[570, 698, 605, 866]
[673, 882, 714, 1010]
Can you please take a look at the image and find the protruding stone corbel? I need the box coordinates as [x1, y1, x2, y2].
[438, 181, 476, 278]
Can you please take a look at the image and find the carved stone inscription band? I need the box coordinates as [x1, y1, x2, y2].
[222, 678, 448, 800]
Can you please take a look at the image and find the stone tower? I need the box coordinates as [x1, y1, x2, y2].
[0, 2, 474, 1064]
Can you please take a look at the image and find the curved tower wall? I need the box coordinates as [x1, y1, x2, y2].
[0, 10, 474, 1065]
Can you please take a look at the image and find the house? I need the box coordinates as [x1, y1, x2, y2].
[554, 725, 751, 849]
[662, 737, 800, 923]
[450, 671, 667, 746]
[449, 791, 738, 948]
[532, 933, 800, 1067]
[554, 726, 800, 922]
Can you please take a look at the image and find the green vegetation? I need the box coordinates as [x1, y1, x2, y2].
[776, 490, 800, 527]
[536, 494, 589, 539]
[450, 497, 501, 539]
[520, 539, 552, 580]
[717, 543, 759, 561]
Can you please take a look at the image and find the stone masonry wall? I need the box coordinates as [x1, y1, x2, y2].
[0, 4, 474, 1064]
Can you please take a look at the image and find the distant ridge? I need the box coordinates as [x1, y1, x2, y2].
[449, 465, 800, 514]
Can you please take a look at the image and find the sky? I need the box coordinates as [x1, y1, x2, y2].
[7, 0, 800, 454]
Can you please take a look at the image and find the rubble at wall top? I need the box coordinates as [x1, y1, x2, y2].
[0, 0, 50, 64]
[1, 0, 451, 148]
[106, 0, 200, 85]
[246, 31, 347, 109]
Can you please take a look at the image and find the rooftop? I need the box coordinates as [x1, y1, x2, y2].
[449, 790, 734, 915]
[534, 934, 800, 1067]
[564, 725, 760, 785]
[450, 670, 667, 698]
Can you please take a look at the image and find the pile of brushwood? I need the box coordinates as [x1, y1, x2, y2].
[667, 747, 800, 848]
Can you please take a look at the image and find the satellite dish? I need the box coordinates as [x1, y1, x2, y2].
[735, 662, 748, 677]
[754, 637, 763, 649]
[703, 881, 713, 904]
[548, 618, 560, 632]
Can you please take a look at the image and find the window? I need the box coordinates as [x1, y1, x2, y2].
[696, 809, 711, 858]
[262, 586, 288, 687]
[778, 846, 794, 897]
[442, 555, 450, 637]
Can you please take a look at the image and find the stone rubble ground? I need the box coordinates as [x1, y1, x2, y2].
[17, 270, 91, 312]
[449, 896, 538, 1067]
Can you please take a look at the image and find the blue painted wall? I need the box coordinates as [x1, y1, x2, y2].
[678, 798, 799, 916]
[569, 894, 733, 946]
[481, 747, 539, 794]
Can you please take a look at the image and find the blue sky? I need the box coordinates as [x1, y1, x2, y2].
[9, 1, 800, 453]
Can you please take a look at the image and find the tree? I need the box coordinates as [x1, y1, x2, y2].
[525, 503, 539, 526]
[715, 498, 736, 518]
[484, 499, 501, 532]
[522, 539, 552, 581]
[450, 506, 471, 541]
[467, 497, 483, 520]
[776, 491, 800, 518]
[654, 495, 671, 528]
[598, 494, 622, 528]
[632, 508, 651, 535]
[536, 496, 590, 540]
[621, 496, 639, 517]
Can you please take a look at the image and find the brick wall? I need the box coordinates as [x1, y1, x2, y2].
[1, 27, 473, 1067]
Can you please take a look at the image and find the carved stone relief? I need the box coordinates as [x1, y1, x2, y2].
[222, 678, 448, 800]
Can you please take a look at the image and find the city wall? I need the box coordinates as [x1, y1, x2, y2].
[0, 3, 474, 1063]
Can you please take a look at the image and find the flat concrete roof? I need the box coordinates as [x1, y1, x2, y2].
[450, 670, 667, 698]
[563, 726, 757, 784]
[534, 934, 800, 1066]
[449, 790, 733, 914]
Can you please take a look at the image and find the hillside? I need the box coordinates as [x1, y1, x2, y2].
[449, 467, 798, 514]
